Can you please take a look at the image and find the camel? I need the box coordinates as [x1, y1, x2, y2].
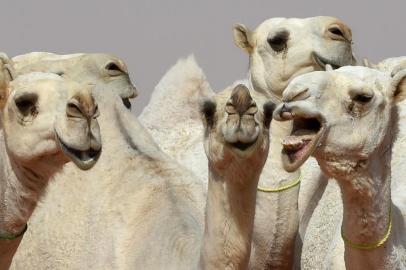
[293, 56, 406, 268]
[140, 16, 355, 268]
[0, 70, 101, 269]
[274, 66, 406, 269]
[200, 84, 274, 269]
[10, 81, 273, 269]
[12, 52, 137, 109]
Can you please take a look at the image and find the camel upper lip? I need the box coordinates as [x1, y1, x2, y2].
[55, 132, 101, 170]
[281, 115, 325, 172]
[312, 52, 342, 70]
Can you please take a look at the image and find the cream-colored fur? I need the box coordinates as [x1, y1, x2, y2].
[200, 85, 273, 269]
[0, 71, 101, 269]
[275, 66, 406, 269]
[10, 81, 272, 269]
[140, 16, 355, 268]
[297, 56, 406, 269]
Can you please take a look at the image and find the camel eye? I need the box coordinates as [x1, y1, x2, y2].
[267, 31, 289, 52]
[352, 94, 373, 104]
[200, 99, 216, 128]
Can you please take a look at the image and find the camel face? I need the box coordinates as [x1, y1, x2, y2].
[201, 84, 274, 173]
[3, 73, 101, 170]
[274, 66, 406, 173]
[13, 53, 137, 109]
[234, 16, 355, 98]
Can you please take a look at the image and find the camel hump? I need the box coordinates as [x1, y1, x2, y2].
[140, 55, 214, 129]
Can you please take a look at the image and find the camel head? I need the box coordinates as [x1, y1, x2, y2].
[200, 84, 275, 181]
[273, 66, 406, 176]
[13, 53, 137, 109]
[2, 73, 102, 171]
[234, 16, 355, 98]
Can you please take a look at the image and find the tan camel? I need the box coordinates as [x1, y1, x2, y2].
[140, 16, 355, 268]
[0, 71, 101, 269]
[274, 66, 406, 269]
[10, 83, 273, 269]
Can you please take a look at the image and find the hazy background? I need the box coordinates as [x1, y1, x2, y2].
[1, 0, 404, 113]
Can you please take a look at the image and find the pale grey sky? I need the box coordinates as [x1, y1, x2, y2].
[0, 0, 404, 113]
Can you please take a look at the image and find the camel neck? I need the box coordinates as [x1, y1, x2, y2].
[199, 162, 260, 269]
[0, 133, 59, 235]
[321, 148, 393, 269]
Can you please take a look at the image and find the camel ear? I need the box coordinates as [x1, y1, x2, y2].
[199, 98, 216, 129]
[391, 69, 406, 103]
[263, 101, 276, 128]
[362, 58, 376, 68]
[0, 53, 15, 108]
[233, 24, 253, 54]
[0, 53, 15, 80]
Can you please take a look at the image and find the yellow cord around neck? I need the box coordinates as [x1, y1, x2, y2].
[342, 206, 392, 250]
[257, 170, 301, 193]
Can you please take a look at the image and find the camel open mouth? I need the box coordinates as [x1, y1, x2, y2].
[55, 133, 101, 170]
[230, 139, 258, 151]
[281, 117, 324, 172]
[312, 52, 341, 70]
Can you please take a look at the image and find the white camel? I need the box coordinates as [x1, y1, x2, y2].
[274, 66, 406, 269]
[0, 70, 101, 269]
[294, 56, 406, 269]
[10, 82, 273, 269]
[140, 16, 355, 268]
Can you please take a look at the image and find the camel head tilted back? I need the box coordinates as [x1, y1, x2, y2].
[233, 16, 355, 99]
[273, 66, 406, 175]
[200, 84, 275, 181]
[3, 73, 102, 171]
[12, 52, 137, 109]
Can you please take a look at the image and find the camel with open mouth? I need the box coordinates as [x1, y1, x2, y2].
[140, 16, 355, 268]
[0, 67, 101, 269]
[9, 78, 274, 269]
[274, 66, 406, 269]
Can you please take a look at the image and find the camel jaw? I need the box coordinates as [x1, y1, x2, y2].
[281, 116, 325, 172]
[312, 52, 342, 70]
[55, 132, 101, 170]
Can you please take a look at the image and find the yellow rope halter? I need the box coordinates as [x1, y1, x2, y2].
[257, 170, 302, 193]
[341, 206, 392, 250]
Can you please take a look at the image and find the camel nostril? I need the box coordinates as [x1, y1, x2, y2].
[66, 100, 84, 118]
[329, 27, 344, 37]
[327, 24, 351, 42]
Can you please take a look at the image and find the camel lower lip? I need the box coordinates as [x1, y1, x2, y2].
[312, 52, 341, 70]
[230, 139, 257, 151]
[55, 133, 101, 170]
[281, 117, 323, 172]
